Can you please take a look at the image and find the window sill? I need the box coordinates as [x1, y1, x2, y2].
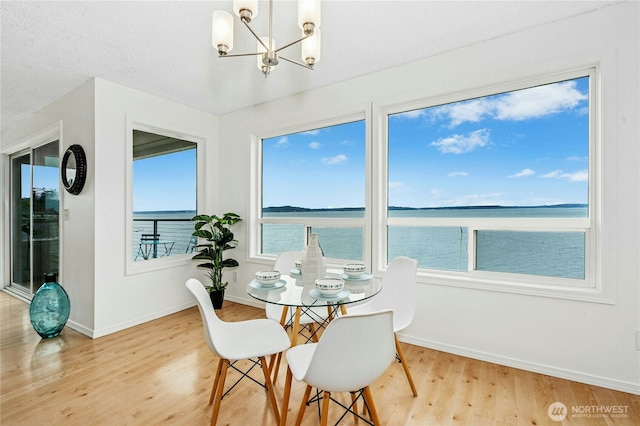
[126, 253, 193, 276]
[416, 269, 613, 304]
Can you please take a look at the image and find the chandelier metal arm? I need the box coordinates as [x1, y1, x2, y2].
[279, 55, 314, 70]
[218, 51, 262, 58]
[239, 17, 270, 52]
[275, 32, 312, 54]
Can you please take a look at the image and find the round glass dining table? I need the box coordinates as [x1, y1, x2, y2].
[246, 271, 381, 332]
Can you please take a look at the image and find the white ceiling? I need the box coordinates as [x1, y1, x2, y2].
[0, 0, 619, 133]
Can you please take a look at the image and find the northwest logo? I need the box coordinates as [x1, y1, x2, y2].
[548, 402, 568, 422]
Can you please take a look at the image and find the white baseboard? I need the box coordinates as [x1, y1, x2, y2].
[65, 320, 93, 338]
[90, 302, 196, 338]
[398, 333, 640, 396]
[225, 294, 265, 309]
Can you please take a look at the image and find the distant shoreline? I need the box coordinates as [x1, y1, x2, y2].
[262, 204, 587, 213]
[133, 204, 587, 215]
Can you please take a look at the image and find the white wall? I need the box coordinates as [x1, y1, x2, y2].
[1, 79, 219, 338]
[92, 79, 218, 337]
[219, 2, 639, 393]
[1, 80, 97, 332]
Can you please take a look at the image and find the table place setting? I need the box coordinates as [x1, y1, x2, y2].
[250, 270, 287, 290]
[311, 277, 350, 301]
[340, 263, 374, 281]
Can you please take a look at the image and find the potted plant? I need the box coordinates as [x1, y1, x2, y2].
[191, 212, 242, 309]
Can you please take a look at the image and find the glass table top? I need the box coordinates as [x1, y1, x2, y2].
[246, 272, 381, 308]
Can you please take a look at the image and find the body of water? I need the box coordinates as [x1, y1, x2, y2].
[134, 206, 587, 280]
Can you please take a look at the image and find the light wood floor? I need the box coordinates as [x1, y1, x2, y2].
[1, 292, 638, 426]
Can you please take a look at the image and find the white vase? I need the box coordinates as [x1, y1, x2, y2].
[301, 233, 326, 285]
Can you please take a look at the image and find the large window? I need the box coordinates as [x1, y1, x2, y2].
[10, 139, 60, 296]
[252, 69, 598, 298]
[130, 129, 197, 263]
[258, 119, 366, 261]
[386, 72, 592, 284]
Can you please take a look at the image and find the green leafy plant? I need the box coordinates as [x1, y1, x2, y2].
[191, 212, 242, 291]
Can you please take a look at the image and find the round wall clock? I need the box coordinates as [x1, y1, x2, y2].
[61, 144, 87, 195]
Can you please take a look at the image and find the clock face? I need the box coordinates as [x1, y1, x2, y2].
[61, 144, 86, 195]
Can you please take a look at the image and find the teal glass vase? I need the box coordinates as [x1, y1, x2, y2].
[29, 273, 70, 338]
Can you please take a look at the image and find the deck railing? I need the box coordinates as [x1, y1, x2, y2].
[132, 218, 195, 260]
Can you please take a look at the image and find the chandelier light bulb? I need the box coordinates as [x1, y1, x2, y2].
[301, 28, 321, 66]
[212, 10, 234, 55]
[233, 0, 258, 23]
[298, 0, 321, 34]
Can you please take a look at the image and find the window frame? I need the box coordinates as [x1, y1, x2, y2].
[375, 67, 606, 303]
[3, 123, 62, 298]
[249, 67, 606, 303]
[249, 112, 371, 267]
[125, 116, 205, 275]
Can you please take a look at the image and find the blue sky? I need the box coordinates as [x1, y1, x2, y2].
[263, 120, 366, 209]
[133, 149, 196, 212]
[132, 77, 589, 211]
[263, 76, 589, 209]
[388, 77, 588, 207]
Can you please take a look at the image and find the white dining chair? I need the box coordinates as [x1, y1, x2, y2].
[346, 256, 420, 396]
[185, 278, 290, 425]
[265, 250, 303, 327]
[285, 310, 395, 426]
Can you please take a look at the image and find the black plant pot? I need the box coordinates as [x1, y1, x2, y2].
[209, 289, 225, 310]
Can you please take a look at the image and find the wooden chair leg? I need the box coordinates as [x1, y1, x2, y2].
[326, 306, 334, 322]
[209, 358, 224, 404]
[260, 356, 281, 424]
[280, 367, 293, 426]
[362, 386, 381, 425]
[291, 308, 302, 346]
[320, 391, 331, 426]
[395, 333, 418, 396]
[295, 384, 313, 426]
[211, 359, 229, 426]
[309, 323, 320, 342]
[271, 305, 289, 383]
[350, 392, 359, 422]
[271, 352, 283, 383]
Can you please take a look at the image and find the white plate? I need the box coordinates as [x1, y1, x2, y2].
[290, 268, 301, 275]
[250, 279, 286, 290]
[340, 273, 373, 281]
[309, 288, 351, 301]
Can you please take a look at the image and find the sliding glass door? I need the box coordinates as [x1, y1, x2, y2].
[10, 141, 60, 295]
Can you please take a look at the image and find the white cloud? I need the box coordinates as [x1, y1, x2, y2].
[322, 154, 348, 166]
[430, 129, 491, 154]
[508, 168, 535, 178]
[448, 171, 468, 177]
[300, 129, 320, 136]
[437, 99, 490, 127]
[567, 155, 588, 162]
[389, 181, 405, 188]
[494, 81, 587, 121]
[275, 136, 289, 147]
[541, 169, 588, 182]
[309, 141, 321, 149]
[430, 80, 587, 127]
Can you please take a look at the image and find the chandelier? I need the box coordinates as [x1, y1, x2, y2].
[212, 0, 321, 77]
